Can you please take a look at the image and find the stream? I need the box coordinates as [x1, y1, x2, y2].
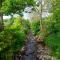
[13, 30, 37, 60]
[22, 30, 37, 60]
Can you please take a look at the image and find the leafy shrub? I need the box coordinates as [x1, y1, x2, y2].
[21, 20, 30, 34]
[45, 32, 60, 58]
[43, 16, 60, 34]
[30, 20, 40, 35]
[44, 16, 60, 58]
[0, 17, 26, 60]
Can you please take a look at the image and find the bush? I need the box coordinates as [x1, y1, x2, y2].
[45, 32, 60, 58]
[0, 17, 26, 60]
[43, 16, 60, 34]
[30, 20, 40, 35]
[21, 20, 30, 34]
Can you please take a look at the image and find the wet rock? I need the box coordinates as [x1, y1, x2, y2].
[35, 36, 44, 43]
[20, 30, 37, 60]
[36, 43, 52, 60]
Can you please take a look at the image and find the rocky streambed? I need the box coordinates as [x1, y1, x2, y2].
[13, 31, 59, 60]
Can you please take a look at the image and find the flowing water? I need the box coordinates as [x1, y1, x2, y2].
[22, 31, 37, 60]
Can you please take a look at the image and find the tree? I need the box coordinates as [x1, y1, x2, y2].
[0, 0, 5, 31]
[0, 0, 35, 31]
[1, 0, 35, 15]
[34, 0, 51, 34]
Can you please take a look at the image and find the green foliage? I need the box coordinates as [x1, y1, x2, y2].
[44, 3, 60, 57]
[44, 0, 60, 58]
[21, 20, 30, 34]
[0, 0, 35, 15]
[0, 0, 5, 8]
[52, 0, 60, 31]
[45, 0, 60, 58]
[30, 20, 40, 35]
[0, 17, 26, 60]
[43, 16, 58, 34]
[45, 32, 60, 58]
[0, 29, 25, 60]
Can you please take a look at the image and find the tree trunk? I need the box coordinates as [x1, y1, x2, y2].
[0, 13, 4, 31]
